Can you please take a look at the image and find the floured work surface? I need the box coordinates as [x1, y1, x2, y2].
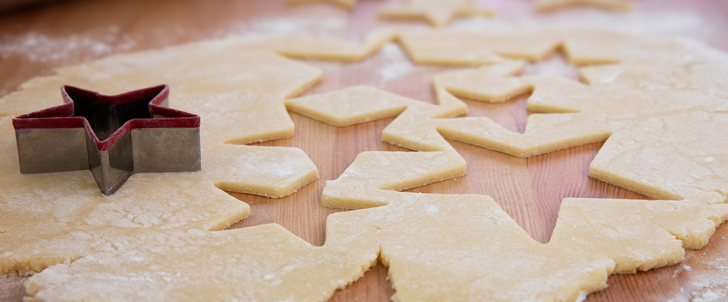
[2, 1, 728, 301]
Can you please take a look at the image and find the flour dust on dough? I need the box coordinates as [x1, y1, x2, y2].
[23, 224, 379, 302]
[21, 134, 728, 302]
[11, 28, 728, 302]
[0, 39, 321, 276]
[284, 28, 728, 300]
[320, 151, 728, 301]
[304, 29, 728, 205]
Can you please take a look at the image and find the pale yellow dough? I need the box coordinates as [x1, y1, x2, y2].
[398, 30, 560, 66]
[24, 224, 379, 302]
[534, 0, 631, 12]
[387, 29, 728, 204]
[321, 153, 728, 301]
[0, 39, 321, 275]
[10, 29, 728, 302]
[378, 0, 495, 27]
[25, 149, 728, 301]
[262, 29, 399, 61]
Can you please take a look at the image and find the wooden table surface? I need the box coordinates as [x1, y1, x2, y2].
[2, 0, 728, 301]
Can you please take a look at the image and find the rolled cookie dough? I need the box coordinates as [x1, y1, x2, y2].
[0, 39, 320, 275]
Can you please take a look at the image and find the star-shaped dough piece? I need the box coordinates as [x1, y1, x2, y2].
[0, 39, 320, 275]
[379, 0, 495, 27]
[534, 0, 631, 12]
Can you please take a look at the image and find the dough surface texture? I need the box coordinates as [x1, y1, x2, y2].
[378, 0, 495, 27]
[284, 28, 728, 300]
[320, 152, 728, 301]
[0, 39, 321, 276]
[8, 28, 728, 302]
[24, 149, 728, 301]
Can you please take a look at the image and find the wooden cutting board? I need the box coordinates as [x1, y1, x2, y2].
[1, 0, 727, 301]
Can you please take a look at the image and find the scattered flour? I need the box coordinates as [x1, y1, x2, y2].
[222, 18, 346, 38]
[692, 291, 724, 302]
[0, 26, 120, 65]
[378, 61, 414, 83]
[377, 42, 414, 83]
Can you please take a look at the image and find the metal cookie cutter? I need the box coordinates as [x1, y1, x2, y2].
[12, 84, 201, 195]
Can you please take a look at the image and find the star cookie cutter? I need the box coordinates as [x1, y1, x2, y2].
[12, 84, 201, 196]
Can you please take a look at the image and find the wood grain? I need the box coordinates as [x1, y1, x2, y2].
[1, 0, 728, 301]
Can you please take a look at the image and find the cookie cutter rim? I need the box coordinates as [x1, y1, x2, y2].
[12, 84, 202, 196]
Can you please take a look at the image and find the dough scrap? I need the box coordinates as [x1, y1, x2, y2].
[0, 39, 321, 275]
[534, 0, 631, 12]
[378, 0, 495, 27]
